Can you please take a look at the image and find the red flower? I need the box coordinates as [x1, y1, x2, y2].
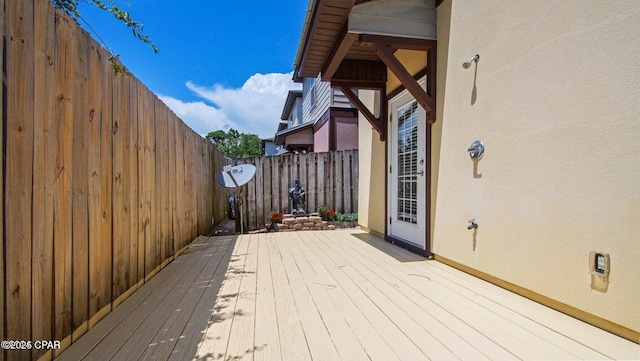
[270, 212, 284, 223]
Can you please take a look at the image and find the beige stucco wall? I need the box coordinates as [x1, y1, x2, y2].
[386, 49, 427, 93]
[434, 0, 640, 333]
[357, 90, 386, 234]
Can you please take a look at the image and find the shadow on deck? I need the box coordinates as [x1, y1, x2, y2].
[56, 230, 639, 361]
[57, 235, 238, 361]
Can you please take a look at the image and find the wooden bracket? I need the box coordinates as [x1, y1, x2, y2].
[339, 86, 386, 141]
[363, 35, 437, 123]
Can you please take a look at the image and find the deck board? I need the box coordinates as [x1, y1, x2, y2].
[195, 235, 250, 360]
[284, 231, 371, 361]
[57, 230, 640, 361]
[276, 231, 339, 361]
[295, 232, 401, 361]
[312, 231, 497, 361]
[167, 236, 236, 360]
[253, 235, 282, 361]
[304, 232, 429, 361]
[338, 232, 551, 357]
[263, 233, 312, 361]
[141, 237, 235, 359]
[224, 234, 259, 360]
[343, 232, 599, 359]
[425, 259, 633, 359]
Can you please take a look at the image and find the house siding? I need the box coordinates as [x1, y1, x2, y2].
[331, 88, 356, 109]
[303, 75, 350, 124]
[303, 76, 331, 124]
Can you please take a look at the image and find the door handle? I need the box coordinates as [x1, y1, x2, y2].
[416, 170, 424, 176]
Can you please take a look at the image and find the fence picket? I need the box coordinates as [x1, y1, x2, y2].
[3, 2, 359, 352]
[0, 1, 4, 354]
[32, 1, 56, 358]
[53, 47, 73, 344]
[112, 73, 130, 302]
[335, 152, 344, 213]
[6, 0, 35, 350]
[255, 156, 265, 227]
[307, 153, 317, 213]
[317, 153, 326, 208]
[236, 150, 358, 229]
[343, 150, 352, 213]
[71, 28, 90, 338]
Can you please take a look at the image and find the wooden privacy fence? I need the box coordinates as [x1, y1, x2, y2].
[234, 150, 359, 231]
[1, 1, 229, 360]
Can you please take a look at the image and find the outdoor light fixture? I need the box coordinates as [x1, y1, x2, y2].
[462, 54, 480, 69]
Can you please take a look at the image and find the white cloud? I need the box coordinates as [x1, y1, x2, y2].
[157, 96, 237, 134]
[159, 72, 301, 139]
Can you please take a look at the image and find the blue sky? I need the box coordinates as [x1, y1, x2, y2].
[77, 0, 307, 138]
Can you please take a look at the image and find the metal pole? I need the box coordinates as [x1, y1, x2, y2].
[240, 187, 244, 234]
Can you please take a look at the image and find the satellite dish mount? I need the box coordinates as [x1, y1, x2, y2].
[217, 164, 256, 234]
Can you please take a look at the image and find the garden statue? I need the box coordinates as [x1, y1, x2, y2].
[289, 179, 306, 214]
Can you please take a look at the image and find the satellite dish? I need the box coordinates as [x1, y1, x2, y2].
[217, 164, 256, 234]
[217, 164, 256, 188]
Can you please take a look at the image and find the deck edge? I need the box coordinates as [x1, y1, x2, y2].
[434, 254, 640, 345]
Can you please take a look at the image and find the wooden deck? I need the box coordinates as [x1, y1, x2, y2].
[57, 230, 639, 361]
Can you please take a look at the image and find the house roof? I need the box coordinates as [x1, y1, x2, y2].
[293, 0, 439, 128]
[293, 0, 443, 82]
[274, 121, 314, 145]
[280, 90, 303, 120]
[293, 0, 365, 81]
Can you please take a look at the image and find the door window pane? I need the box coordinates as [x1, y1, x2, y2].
[397, 102, 418, 224]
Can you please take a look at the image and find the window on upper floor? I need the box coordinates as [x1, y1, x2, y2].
[309, 77, 316, 108]
[288, 104, 302, 127]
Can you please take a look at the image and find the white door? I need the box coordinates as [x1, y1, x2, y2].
[388, 86, 426, 248]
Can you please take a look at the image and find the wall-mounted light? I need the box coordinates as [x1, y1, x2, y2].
[462, 54, 480, 69]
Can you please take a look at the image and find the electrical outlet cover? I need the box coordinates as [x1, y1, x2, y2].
[589, 251, 610, 276]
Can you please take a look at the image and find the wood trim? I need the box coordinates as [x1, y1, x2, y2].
[313, 109, 332, 132]
[328, 107, 358, 118]
[339, 86, 386, 141]
[426, 46, 437, 123]
[370, 39, 434, 116]
[385, 91, 433, 259]
[385, 54, 435, 123]
[295, 0, 325, 81]
[358, 225, 385, 239]
[385, 235, 431, 258]
[285, 144, 313, 153]
[322, 26, 358, 81]
[387, 67, 428, 100]
[425, 123, 432, 255]
[331, 80, 387, 90]
[360, 34, 435, 51]
[88, 304, 111, 328]
[330, 115, 336, 151]
[434, 255, 640, 344]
